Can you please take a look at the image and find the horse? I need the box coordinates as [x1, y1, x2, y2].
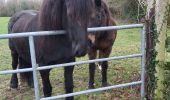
[8, 0, 102, 99]
[87, 0, 117, 89]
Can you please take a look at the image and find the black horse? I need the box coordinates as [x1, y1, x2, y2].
[88, 0, 117, 89]
[8, 0, 101, 99]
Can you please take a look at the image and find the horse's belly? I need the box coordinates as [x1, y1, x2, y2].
[11, 37, 31, 63]
[35, 36, 74, 65]
[91, 39, 114, 50]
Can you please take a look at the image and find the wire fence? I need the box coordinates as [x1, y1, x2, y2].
[0, 24, 145, 100]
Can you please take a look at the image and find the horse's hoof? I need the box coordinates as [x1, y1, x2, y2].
[102, 82, 110, 87]
[44, 91, 52, 97]
[10, 87, 19, 92]
[28, 82, 34, 88]
[88, 85, 95, 89]
[66, 96, 74, 100]
[44, 93, 51, 97]
[27, 78, 34, 88]
[29, 83, 34, 88]
[43, 86, 52, 97]
[10, 83, 18, 89]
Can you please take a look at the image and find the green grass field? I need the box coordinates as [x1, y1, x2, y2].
[0, 17, 142, 100]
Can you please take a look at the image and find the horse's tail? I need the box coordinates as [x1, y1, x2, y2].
[8, 12, 21, 79]
[8, 18, 14, 33]
[8, 11, 28, 58]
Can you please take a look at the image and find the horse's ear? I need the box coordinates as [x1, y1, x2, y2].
[95, 0, 101, 7]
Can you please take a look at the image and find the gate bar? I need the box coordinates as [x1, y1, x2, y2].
[88, 24, 143, 32]
[0, 24, 145, 100]
[37, 54, 142, 71]
[0, 54, 142, 74]
[41, 81, 142, 100]
[0, 68, 33, 74]
[0, 24, 143, 39]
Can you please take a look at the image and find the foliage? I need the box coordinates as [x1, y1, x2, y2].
[145, 10, 157, 99]
[164, 5, 170, 99]
[107, 0, 146, 22]
[0, 0, 41, 17]
[0, 0, 147, 22]
[122, 0, 146, 22]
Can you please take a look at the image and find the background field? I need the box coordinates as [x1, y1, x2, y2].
[0, 17, 144, 100]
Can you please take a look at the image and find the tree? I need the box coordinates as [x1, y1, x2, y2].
[145, 0, 170, 99]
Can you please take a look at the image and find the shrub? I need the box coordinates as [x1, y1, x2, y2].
[122, 0, 146, 22]
[0, 0, 41, 17]
[107, 0, 146, 22]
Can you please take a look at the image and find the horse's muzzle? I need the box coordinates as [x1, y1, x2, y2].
[72, 43, 87, 57]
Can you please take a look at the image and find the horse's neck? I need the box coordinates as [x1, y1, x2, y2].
[39, 0, 63, 31]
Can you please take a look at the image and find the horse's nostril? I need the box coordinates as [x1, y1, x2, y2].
[72, 43, 87, 57]
[76, 49, 87, 57]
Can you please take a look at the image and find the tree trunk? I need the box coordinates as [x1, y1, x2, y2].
[145, 0, 170, 99]
[154, 0, 169, 99]
[145, 0, 156, 99]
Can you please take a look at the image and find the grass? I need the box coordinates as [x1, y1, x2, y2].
[0, 17, 9, 34]
[0, 17, 142, 100]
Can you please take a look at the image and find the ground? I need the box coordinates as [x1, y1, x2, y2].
[0, 17, 142, 100]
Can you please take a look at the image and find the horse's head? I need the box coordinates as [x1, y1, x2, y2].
[88, 1, 108, 28]
[39, 0, 102, 57]
[64, 0, 102, 57]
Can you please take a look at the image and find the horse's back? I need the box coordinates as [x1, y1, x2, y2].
[8, 10, 38, 33]
[8, 10, 39, 63]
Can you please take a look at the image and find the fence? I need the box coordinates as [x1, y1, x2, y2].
[0, 24, 145, 100]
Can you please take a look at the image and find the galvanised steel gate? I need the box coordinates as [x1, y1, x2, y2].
[0, 24, 145, 100]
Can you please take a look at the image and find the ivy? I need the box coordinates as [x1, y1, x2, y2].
[145, 4, 157, 99]
[155, 4, 170, 99]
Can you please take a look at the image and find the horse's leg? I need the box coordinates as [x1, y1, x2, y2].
[26, 66, 34, 88]
[24, 59, 34, 88]
[64, 64, 74, 100]
[88, 48, 97, 89]
[10, 51, 19, 88]
[40, 69, 52, 97]
[19, 57, 34, 88]
[99, 47, 112, 87]
[27, 72, 34, 88]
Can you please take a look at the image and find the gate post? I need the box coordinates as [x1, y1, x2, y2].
[29, 36, 40, 100]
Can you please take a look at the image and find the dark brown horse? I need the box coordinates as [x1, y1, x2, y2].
[8, 0, 101, 99]
[87, 0, 117, 89]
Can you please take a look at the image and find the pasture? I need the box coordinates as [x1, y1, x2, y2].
[0, 17, 142, 100]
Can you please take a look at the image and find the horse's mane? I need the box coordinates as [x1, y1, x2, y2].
[39, 0, 63, 31]
[39, 0, 94, 31]
[95, 0, 116, 38]
[66, 0, 94, 20]
[99, 0, 116, 26]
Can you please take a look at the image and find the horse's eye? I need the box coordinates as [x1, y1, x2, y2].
[96, 15, 101, 20]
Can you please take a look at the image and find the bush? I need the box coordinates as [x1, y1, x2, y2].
[0, 0, 41, 17]
[1, 0, 146, 22]
[107, 0, 146, 22]
[122, 0, 146, 22]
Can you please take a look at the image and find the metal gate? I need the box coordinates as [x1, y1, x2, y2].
[0, 24, 145, 100]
